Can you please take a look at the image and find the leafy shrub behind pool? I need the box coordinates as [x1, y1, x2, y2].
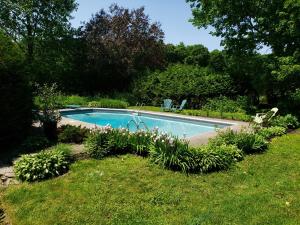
[14, 144, 71, 182]
[210, 129, 268, 154]
[58, 125, 90, 144]
[87, 99, 129, 108]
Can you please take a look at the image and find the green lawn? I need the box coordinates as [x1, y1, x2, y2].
[1, 132, 300, 225]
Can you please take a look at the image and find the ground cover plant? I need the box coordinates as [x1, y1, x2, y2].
[14, 144, 71, 182]
[1, 131, 300, 224]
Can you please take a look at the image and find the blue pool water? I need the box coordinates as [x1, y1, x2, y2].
[62, 110, 231, 138]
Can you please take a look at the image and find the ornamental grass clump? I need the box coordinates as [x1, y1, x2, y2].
[14, 144, 71, 182]
[128, 129, 154, 156]
[149, 134, 194, 173]
[84, 125, 114, 159]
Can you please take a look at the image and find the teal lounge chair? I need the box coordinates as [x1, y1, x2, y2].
[172, 99, 187, 112]
[65, 104, 81, 109]
[161, 99, 173, 111]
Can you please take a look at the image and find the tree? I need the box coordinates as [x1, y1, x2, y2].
[82, 4, 165, 92]
[184, 44, 210, 67]
[0, 0, 77, 62]
[0, 32, 32, 148]
[187, 0, 300, 56]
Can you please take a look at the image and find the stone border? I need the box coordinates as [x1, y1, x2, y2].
[59, 108, 249, 146]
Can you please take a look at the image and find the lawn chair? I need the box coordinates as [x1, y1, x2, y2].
[172, 99, 187, 112]
[253, 107, 278, 126]
[161, 99, 173, 111]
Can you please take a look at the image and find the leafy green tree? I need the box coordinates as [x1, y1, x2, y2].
[184, 44, 210, 67]
[133, 64, 235, 107]
[208, 50, 226, 72]
[0, 32, 32, 148]
[82, 4, 165, 92]
[187, 0, 300, 56]
[0, 0, 78, 62]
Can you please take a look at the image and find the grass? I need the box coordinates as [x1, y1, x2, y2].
[1, 131, 300, 224]
[128, 106, 251, 121]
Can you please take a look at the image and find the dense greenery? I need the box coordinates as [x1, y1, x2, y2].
[133, 64, 235, 106]
[2, 132, 300, 224]
[14, 144, 71, 182]
[58, 125, 90, 144]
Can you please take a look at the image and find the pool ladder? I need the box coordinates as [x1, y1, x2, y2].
[127, 103, 149, 130]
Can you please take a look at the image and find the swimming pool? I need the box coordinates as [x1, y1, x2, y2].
[61, 109, 234, 138]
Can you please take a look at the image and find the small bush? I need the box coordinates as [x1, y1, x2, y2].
[128, 130, 153, 156]
[84, 127, 113, 159]
[21, 135, 51, 152]
[181, 109, 251, 121]
[210, 129, 268, 154]
[257, 126, 286, 139]
[270, 114, 299, 129]
[202, 96, 248, 113]
[58, 125, 90, 144]
[192, 144, 243, 173]
[14, 144, 71, 182]
[87, 99, 129, 108]
[149, 134, 193, 172]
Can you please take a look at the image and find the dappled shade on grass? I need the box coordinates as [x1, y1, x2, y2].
[1, 132, 300, 225]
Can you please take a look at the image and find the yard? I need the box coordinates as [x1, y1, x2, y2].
[1, 131, 299, 225]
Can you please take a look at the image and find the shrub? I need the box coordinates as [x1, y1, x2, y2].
[149, 134, 193, 172]
[128, 130, 153, 156]
[58, 125, 90, 144]
[21, 135, 51, 152]
[14, 144, 71, 182]
[181, 109, 251, 121]
[257, 126, 286, 139]
[87, 99, 129, 108]
[210, 129, 268, 154]
[192, 144, 243, 173]
[270, 114, 299, 129]
[0, 68, 32, 147]
[58, 95, 88, 106]
[202, 96, 248, 113]
[133, 64, 236, 107]
[84, 126, 113, 159]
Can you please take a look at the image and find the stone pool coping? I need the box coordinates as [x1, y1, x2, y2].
[59, 108, 250, 146]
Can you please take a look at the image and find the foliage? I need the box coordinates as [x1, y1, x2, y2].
[181, 109, 251, 121]
[133, 64, 235, 107]
[149, 134, 192, 172]
[192, 144, 243, 173]
[2, 132, 300, 224]
[0, 0, 78, 62]
[58, 125, 90, 144]
[35, 83, 61, 123]
[187, 0, 300, 56]
[270, 114, 300, 129]
[202, 96, 248, 113]
[21, 136, 51, 152]
[87, 99, 129, 109]
[257, 126, 286, 139]
[84, 126, 113, 159]
[14, 144, 71, 182]
[209, 49, 226, 72]
[210, 129, 268, 154]
[0, 66, 32, 147]
[82, 4, 165, 92]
